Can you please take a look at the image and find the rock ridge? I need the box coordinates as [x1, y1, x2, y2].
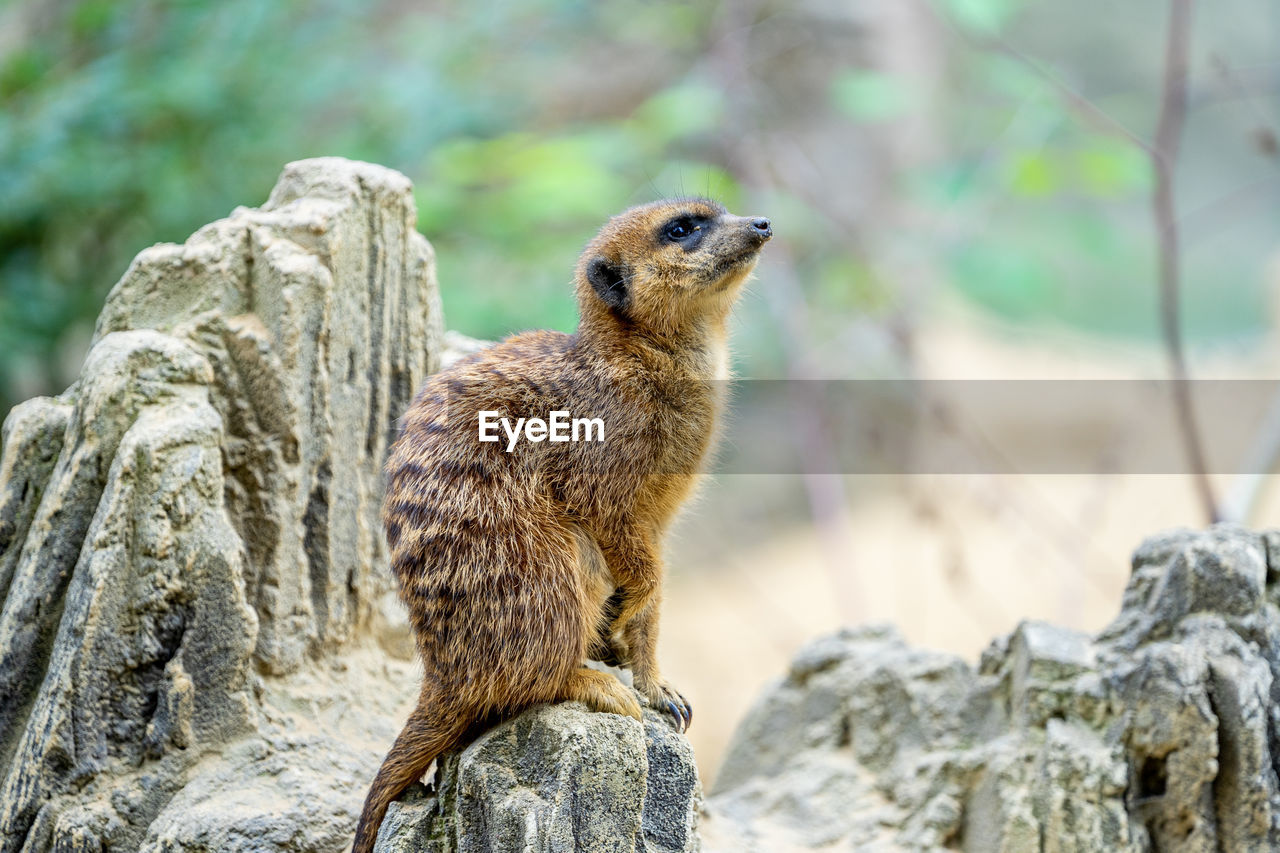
[0, 157, 442, 852]
[704, 525, 1280, 852]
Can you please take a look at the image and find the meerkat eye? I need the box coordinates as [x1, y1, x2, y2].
[664, 219, 697, 242]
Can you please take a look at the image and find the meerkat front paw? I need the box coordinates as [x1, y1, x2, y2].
[639, 678, 692, 732]
[563, 667, 644, 722]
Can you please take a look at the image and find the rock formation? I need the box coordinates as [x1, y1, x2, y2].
[0, 157, 443, 852]
[705, 525, 1280, 852]
[376, 703, 700, 853]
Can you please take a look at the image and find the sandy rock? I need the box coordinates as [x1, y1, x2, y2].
[138, 732, 375, 853]
[0, 397, 70, 598]
[707, 525, 1280, 852]
[93, 156, 443, 672]
[376, 702, 701, 853]
[0, 158, 442, 853]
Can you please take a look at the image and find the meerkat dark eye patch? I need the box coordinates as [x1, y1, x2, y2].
[586, 256, 630, 313]
[664, 218, 694, 241]
[660, 215, 708, 250]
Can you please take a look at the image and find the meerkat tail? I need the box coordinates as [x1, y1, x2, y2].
[351, 703, 469, 853]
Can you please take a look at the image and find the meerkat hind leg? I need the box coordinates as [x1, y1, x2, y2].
[559, 667, 643, 721]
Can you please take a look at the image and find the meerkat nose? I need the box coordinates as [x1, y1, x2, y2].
[749, 218, 773, 240]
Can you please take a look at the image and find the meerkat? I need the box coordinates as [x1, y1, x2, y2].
[352, 198, 772, 853]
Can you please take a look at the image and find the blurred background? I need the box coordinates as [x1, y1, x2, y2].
[2, 0, 1278, 779]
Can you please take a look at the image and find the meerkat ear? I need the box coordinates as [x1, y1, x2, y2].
[586, 256, 630, 313]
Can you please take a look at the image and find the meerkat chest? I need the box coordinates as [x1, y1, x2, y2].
[705, 337, 730, 383]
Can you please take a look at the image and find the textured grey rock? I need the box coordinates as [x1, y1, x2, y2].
[0, 158, 442, 852]
[92, 156, 443, 671]
[138, 731, 375, 853]
[376, 702, 701, 853]
[0, 397, 70, 599]
[706, 525, 1280, 853]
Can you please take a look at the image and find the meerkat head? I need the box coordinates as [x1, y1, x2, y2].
[575, 198, 772, 337]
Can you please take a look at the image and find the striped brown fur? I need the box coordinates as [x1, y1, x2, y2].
[352, 198, 771, 852]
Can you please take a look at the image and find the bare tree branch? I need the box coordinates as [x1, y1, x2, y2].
[1153, 0, 1219, 523]
[937, 0, 1222, 524]
[993, 42, 1156, 156]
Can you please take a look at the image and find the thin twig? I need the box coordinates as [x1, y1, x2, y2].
[1152, 0, 1219, 523]
[993, 42, 1156, 156]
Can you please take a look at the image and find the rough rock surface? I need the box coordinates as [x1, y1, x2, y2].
[705, 525, 1280, 852]
[376, 702, 701, 853]
[0, 157, 443, 852]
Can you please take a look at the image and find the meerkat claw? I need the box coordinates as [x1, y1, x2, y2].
[677, 695, 693, 730]
[649, 683, 692, 732]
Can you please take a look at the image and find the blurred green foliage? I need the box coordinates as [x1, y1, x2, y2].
[944, 0, 1021, 36]
[0, 0, 1275, 415]
[905, 1, 1273, 345]
[0, 0, 744, 411]
[831, 70, 913, 124]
